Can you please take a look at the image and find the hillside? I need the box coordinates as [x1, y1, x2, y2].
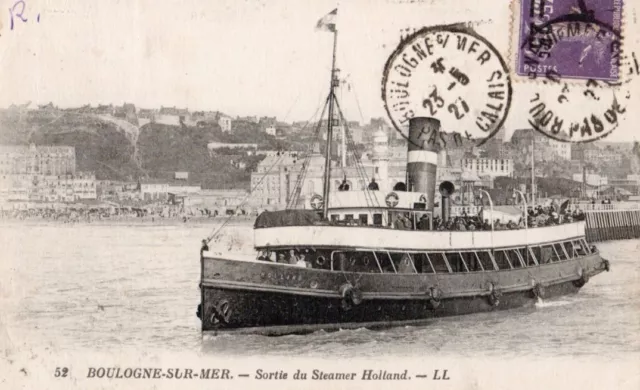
[0, 110, 273, 188]
[0, 109, 142, 180]
[137, 122, 256, 189]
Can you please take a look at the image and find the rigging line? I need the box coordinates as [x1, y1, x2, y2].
[334, 97, 380, 208]
[295, 102, 329, 207]
[287, 96, 328, 209]
[336, 48, 366, 124]
[286, 94, 331, 208]
[347, 121, 379, 208]
[290, 107, 327, 208]
[282, 90, 303, 124]
[204, 152, 287, 244]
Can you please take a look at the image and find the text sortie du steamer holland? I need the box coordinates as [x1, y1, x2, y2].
[85, 367, 451, 380]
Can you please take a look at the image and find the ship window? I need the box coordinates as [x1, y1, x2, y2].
[539, 245, 558, 263]
[464, 252, 483, 272]
[527, 247, 539, 266]
[389, 252, 417, 274]
[330, 214, 339, 221]
[375, 252, 396, 273]
[476, 251, 496, 271]
[373, 213, 383, 226]
[572, 240, 587, 256]
[530, 246, 543, 264]
[493, 250, 513, 270]
[563, 241, 576, 258]
[426, 252, 451, 273]
[358, 214, 368, 225]
[414, 253, 434, 273]
[331, 251, 381, 273]
[344, 214, 354, 221]
[549, 244, 562, 262]
[519, 247, 536, 266]
[553, 243, 569, 261]
[507, 249, 524, 268]
[445, 252, 464, 272]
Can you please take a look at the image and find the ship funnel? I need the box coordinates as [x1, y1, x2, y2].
[439, 181, 455, 222]
[407, 117, 440, 210]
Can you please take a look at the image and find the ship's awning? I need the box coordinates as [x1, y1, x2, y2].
[254, 209, 324, 228]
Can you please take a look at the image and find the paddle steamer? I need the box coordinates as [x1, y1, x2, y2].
[197, 20, 610, 336]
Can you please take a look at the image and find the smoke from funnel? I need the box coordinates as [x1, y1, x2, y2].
[407, 117, 440, 210]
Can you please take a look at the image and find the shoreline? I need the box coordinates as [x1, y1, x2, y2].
[0, 216, 256, 227]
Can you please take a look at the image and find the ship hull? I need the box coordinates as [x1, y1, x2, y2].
[200, 253, 608, 336]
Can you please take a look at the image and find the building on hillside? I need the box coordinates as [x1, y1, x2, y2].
[137, 108, 157, 127]
[139, 179, 169, 201]
[218, 114, 233, 132]
[462, 158, 513, 178]
[0, 144, 76, 176]
[230, 159, 247, 170]
[584, 146, 622, 165]
[259, 116, 277, 129]
[113, 103, 138, 126]
[572, 173, 608, 187]
[191, 111, 233, 131]
[548, 139, 571, 160]
[155, 106, 189, 126]
[608, 176, 640, 196]
[175, 171, 189, 180]
[94, 104, 114, 115]
[237, 116, 258, 123]
[510, 129, 556, 161]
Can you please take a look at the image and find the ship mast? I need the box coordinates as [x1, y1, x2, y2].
[322, 30, 339, 219]
[531, 134, 535, 205]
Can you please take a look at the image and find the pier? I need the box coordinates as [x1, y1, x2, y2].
[584, 209, 640, 242]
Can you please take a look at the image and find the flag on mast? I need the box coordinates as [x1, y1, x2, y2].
[316, 9, 337, 32]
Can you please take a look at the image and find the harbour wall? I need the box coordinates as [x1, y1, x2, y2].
[584, 210, 640, 242]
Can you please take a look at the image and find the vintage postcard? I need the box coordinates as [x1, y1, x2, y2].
[1, 0, 639, 389]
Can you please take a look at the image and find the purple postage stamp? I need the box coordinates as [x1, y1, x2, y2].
[516, 0, 624, 81]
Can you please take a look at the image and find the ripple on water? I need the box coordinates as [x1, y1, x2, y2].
[1, 224, 638, 358]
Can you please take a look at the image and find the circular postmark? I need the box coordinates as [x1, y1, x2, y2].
[526, 77, 631, 143]
[382, 24, 513, 147]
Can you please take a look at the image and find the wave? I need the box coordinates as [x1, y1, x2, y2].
[534, 297, 576, 308]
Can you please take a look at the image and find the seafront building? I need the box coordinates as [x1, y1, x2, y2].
[0, 172, 97, 202]
[0, 144, 76, 175]
[0, 144, 97, 203]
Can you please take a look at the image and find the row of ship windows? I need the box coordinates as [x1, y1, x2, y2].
[326, 238, 592, 274]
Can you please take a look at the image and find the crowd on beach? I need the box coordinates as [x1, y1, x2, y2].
[0, 205, 257, 223]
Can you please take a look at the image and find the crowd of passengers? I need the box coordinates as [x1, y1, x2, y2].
[388, 205, 587, 231]
[257, 248, 315, 268]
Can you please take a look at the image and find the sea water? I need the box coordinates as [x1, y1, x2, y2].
[0, 222, 638, 360]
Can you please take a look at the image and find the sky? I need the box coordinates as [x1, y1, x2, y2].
[1, 0, 639, 142]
